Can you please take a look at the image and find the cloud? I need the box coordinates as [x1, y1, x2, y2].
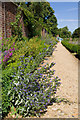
[58, 19, 78, 22]
[67, 7, 78, 11]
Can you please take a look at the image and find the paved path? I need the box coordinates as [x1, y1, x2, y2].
[41, 42, 78, 118]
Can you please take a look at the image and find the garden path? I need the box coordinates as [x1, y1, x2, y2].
[41, 42, 78, 118]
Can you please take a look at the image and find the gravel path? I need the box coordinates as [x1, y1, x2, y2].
[41, 42, 78, 118]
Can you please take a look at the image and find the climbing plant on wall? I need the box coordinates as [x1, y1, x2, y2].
[15, 2, 58, 38]
[10, 7, 23, 40]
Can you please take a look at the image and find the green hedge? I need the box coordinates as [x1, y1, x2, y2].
[61, 40, 80, 59]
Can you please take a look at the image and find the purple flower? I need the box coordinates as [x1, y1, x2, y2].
[9, 48, 12, 51]
[6, 59, 8, 62]
[30, 73, 32, 76]
[12, 75, 15, 77]
[13, 87, 16, 90]
[25, 58, 28, 60]
[12, 48, 15, 51]
[58, 82, 61, 84]
[31, 57, 33, 60]
[13, 42, 15, 45]
[18, 66, 21, 69]
[34, 94, 36, 97]
[1, 43, 3, 46]
[54, 88, 56, 90]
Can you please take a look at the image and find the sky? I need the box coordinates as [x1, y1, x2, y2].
[49, 2, 78, 33]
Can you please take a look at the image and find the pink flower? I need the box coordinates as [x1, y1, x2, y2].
[3, 59, 5, 62]
[0, 60, 1, 64]
[9, 52, 12, 56]
[13, 42, 15, 45]
[6, 59, 8, 62]
[7, 40, 8, 41]
[4, 50, 7, 53]
[9, 48, 12, 51]
[0, 37, 2, 40]
[4, 55, 7, 59]
[1, 43, 3, 46]
[12, 48, 15, 51]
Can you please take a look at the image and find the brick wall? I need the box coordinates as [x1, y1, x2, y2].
[2, 2, 28, 38]
[0, 1, 2, 35]
[41, 28, 47, 37]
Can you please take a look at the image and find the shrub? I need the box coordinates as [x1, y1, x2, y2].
[61, 40, 78, 53]
[2, 36, 57, 69]
[61, 40, 80, 59]
[4, 56, 61, 117]
[2, 35, 59, 118]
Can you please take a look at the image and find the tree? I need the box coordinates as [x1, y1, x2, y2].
[72, 27, 80, 38]
[15, 2, 58, 38]
[58, 26, 71, 38]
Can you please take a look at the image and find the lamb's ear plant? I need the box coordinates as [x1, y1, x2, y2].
[7, 55, 61, 117]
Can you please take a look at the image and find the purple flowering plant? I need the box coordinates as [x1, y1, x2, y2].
[2, 35, 59, 117]
[7, 55, 61, 117]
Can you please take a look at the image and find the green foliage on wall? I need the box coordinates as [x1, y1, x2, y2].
[16, 2, 58, 38]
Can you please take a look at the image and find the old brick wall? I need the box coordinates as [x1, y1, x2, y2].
[0, 1, 2, 35]
[20, 12, 29, 37]
[41, 28, 47, 37]
[2, 2, 28, 38]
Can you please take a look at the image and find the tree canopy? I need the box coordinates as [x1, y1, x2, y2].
[58, 26, 71, 38]
[16, 2, 58, 38]
[72, 27, 80, 38]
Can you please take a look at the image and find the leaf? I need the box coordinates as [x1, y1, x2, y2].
[15, 100, 19, 105]
[8, 90, 11, 95]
